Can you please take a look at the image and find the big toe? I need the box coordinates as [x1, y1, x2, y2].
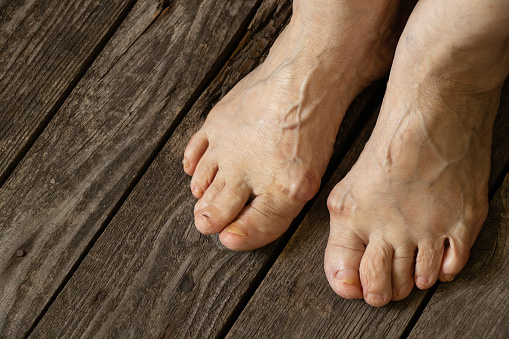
[324, 227, 365, 300]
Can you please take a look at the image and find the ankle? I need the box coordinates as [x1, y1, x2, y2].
[291, 0, 403, 46]
[401, 0, 509, 93]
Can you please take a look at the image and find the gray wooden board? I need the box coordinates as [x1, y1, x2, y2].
[408, 181, 509, 336]
[0, 0, 136, 182]
[226, 84, 509, 338]
[0, 0, 261, 337]
[28, 0, 390, 337]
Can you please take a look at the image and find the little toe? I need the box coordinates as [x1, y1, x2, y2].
[360, 237, 394, 306]
[439, 237, 470, 282]
[195, 180, 251, 235]
[218, 195, 295, 251]
[324, 227, 365, 300]
[391, 245, 416, 301]
[190, 154, 218, 198]
[183, 130, 209, 175]
[414, 240, 445, 289]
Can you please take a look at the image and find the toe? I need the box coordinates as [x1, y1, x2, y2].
[190, 154, 218, 198]
[324, 226, 365, 300]
[414, 239, 444, 289]
[218, 195, 295, 251]
[438, 237, 470, 282]
[359, 237, 394, 306]
[391, 245, 416, 301]
[194, 178, 224, 233]
[183, 130, 208, 175]
[195, 180, 251, 235]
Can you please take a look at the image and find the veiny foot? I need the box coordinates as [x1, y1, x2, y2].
[325, 0, 509, 306]
[184, 0, 403, 250]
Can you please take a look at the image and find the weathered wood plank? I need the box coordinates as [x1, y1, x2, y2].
[28, 1, 389, 337]
[0, 0, 261, 337]
[408, 177, 509, 335]
[0, 0, 137, 185]
[226, 82, 509, 338]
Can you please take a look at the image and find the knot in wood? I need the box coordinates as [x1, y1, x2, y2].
[95, 292, 107, 303]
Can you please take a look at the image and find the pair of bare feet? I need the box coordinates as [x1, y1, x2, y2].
[183, 0, 509, 306]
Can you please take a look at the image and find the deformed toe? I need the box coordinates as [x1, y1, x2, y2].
[359, 238, 394, 306]
[414, 240, 444, 289]
[194, 181, 251, 235]
[190, 155, 218, 198]
[391, 245, 416, 301]
[194, 179, 224, 233]
[438, 237, 470, 282]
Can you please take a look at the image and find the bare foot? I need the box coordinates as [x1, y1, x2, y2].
[183, 0, 403, 250]
[325, 0, 509, 306]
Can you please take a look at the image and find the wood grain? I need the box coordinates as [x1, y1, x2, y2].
[0, 0, 260, 337]
[226, 83, 509, 338]
[408, 179, 509, 336]
[28, 0, 389, 337]
[0, 0, 136, 184]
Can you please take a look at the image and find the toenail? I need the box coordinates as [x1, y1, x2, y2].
[197, 214, 211, 226]
[444, 274, 455, 282]
[392, 288, 399, 300]
[366, 293, 385, 304]
[193, 187, 203, 198]
[416, 276, 429, 287]
[182, 158, 190, 169]
[224, 224, 247, 236]
[337, 278, 358, 285]
[334, 270, 359, 286]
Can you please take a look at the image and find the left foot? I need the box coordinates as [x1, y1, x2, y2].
[325, 0, 509, 306]
[183, 0, 402, 250]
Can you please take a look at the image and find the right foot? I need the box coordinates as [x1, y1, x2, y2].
[184, 0, 403, 250]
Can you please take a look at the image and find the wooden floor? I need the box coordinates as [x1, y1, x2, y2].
[1, 1, 508, 338]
